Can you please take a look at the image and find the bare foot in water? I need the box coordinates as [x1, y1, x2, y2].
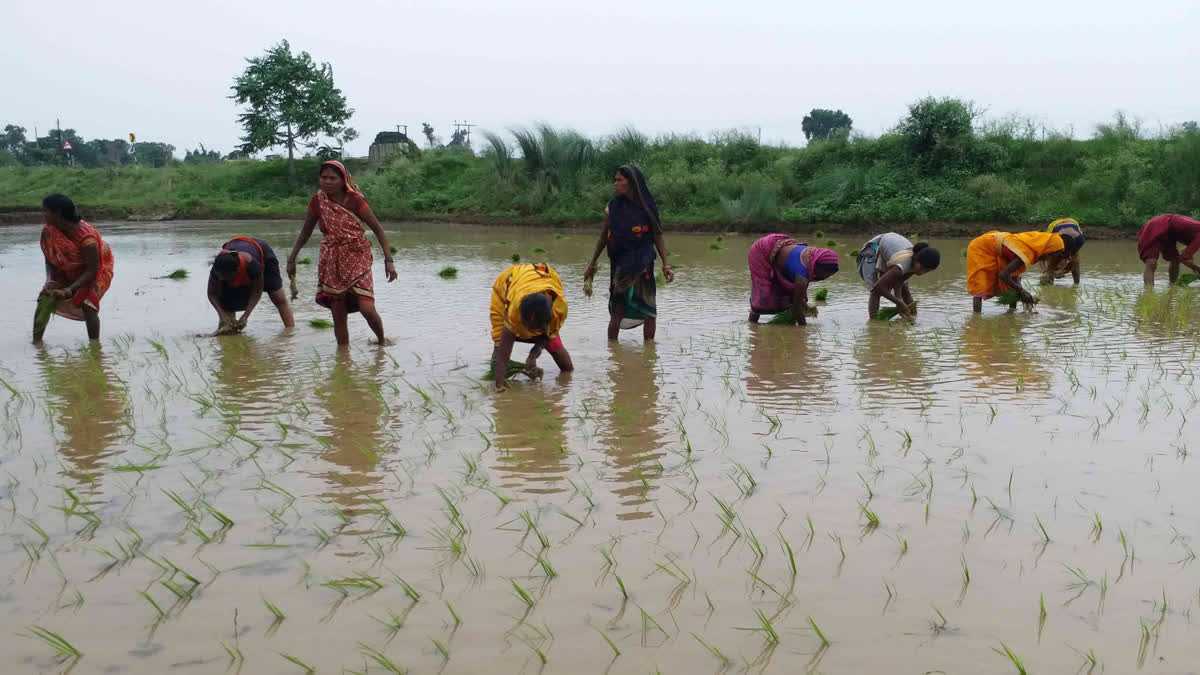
[369, 336, 395, 346]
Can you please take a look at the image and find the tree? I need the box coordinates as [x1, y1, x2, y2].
[230, 40, 355, 185]
[421, 123, 441, 149]
[801, 109, 852, 142]
[446, 128, 473, 153]
[2, 125, 26, 155]
[894, 96, 981, 171]
[132, 142, 176, 168]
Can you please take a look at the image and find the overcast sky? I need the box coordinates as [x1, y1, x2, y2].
[3, 0, 1197, 157]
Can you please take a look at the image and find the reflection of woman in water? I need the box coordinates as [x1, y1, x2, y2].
[35, 194, 116, 343]
[853, 320, 931, 398]
[958, 314, 1049, 394]
[744, 323, 831, 406]
[490, 377, 572, 495]
[603, 344, 665, 517]
[747, 234, 839, 325]
[37, 345, 127, 482]
[316, 350, 390, 506]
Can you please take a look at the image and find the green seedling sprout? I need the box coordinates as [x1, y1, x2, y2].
[278, 652, 315, 673]
[992, 642, 1028, 674]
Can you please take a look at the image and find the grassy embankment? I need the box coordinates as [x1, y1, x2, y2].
[1, 103, 1197, 231]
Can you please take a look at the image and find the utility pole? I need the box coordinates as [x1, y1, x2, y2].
[453, 120, 475, 146]
[396, 124, 408, 138]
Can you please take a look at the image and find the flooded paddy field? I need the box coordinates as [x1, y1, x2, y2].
[1, 220, 1199, 673]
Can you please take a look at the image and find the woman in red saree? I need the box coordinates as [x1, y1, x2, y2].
[286, 161, 397, 346]
[35, 194, 115, 342]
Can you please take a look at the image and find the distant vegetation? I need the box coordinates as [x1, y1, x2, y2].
[2, 98, 1198, 228]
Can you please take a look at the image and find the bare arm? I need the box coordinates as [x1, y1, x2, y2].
[869, 266, 910, 316]
[65, 246, 100, 297]
[791, 278, 810, 325]
[493, 329, 517, 391]
[585, 218, 609, 277]
[207, 275, 231, 321]
[241, 274, 265, 322]
[998, 258, 1034, 303]
[360, 205, 397, 282]
[287, 211, 319, 275]
[653, 231, 673, 282]
[1071, 257, 1081, 285]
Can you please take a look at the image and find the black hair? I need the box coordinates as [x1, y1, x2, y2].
[42, 193, 80, 223]
[319, 163, 345, 180]
[213, 251, 240, 276]
[1061, 233, 1083, 254]
[913, 242, 941, 270]
[519, 293, 552, 330]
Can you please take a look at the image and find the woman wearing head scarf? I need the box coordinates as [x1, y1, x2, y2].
[966, 230, 1077, 312]
[747, 234, 839, 325]
[489, 263, 573, 391]
[1040, 218, 1085, 286]
[1136, 214, 1200, 286]
[285, 161, 397, 346]
[208, 236, 294, 333]
[583, 165, 673, 341]
[857, 233, 940, 320]
[35, 194, 115, 342]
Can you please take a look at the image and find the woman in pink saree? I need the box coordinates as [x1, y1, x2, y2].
[286, 161, 397, 346]
[747, 234, 838, 325]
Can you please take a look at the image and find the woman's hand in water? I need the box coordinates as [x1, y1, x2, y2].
[384, 260, 397, 282]
[584, 262, 596, 279]
[662, 263, 674, 283]
[286, 259, 297, 278]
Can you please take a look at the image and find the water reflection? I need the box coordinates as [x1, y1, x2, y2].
[316, 350, 390, 508]
[492, 374, 572, 495]
[602, 343, 665, 519]
[853, 321, 935, 408]
[743, 325, 832, 412]
[958, 314, 1051, 399]
[37, 344, 127, 483]
[211, 334, 281, 433]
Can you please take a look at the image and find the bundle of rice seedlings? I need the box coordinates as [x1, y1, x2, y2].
[995, 290, 1022, 306]
[309, 318, 334, 329]
[767, 305, 818, 324]
[583, 275, 594, 297]
[824, 239, 838, 247]
[875, 306, 900, 321]
[289, 276, 299, 300]
[438, 267, 458, 279]
[163, 269, 188, 280]
[298, 257, 312, 265]
[814, 288, 829, 302]
[1175, 273, 1198, 286]
[484, 359, 527, 380]
[34, 295, 57, 332]
[532, 247, 546, 254]
[511, 253, 521, 262]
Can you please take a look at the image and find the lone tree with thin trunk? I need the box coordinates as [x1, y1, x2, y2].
[231, 40, 354, 185]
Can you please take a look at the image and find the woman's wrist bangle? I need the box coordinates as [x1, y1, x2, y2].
[384, 257, 394, 263]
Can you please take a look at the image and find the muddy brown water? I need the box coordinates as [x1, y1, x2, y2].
[1, 220, 1199, 674]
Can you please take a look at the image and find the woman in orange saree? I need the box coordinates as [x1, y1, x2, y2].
[35, 194, 115, 342]
[965, 230, 1076, 312]
[286, 161, 397, 346]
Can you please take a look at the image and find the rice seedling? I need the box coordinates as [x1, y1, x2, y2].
[1175, 273, 1198, 286]
[34, 294, 56, 332]
[359, 642, 404, 673]
[813, 287, 829, 302]
[24, 625, 81, 661]
[766, 304, 818, 324]
[532, 247, 546, 253]
[298, 257, 312, 264]
[278, 652, 315, 672]
[389, 245, 398, 254]
[511, 252, 521, 262]
[1034, 515, 1051, 542]
[438, 266, 458, 278]
[510, 579, 536, 608]
[875, 306, 900, 321]
[824, 238, 838, 247]
[308, 317, 334, 329]
[483, 359, 527, 380]
[445, 600, 462, 626]
[992, 642, 1027, 674]
[162, 268, 188, 280]
[263, 595, 285, 622]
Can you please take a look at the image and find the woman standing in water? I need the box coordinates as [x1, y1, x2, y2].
[34, 194, 115, 342]
[208, 236, 294, 333]
[1040, 218, 1085, 286]
[747, 234, 839, 325]
[857, 233, 940, 320]
[966, 230, 1077, 312]
[583, 165, 673, 341]
[490, 263, 574, 391]
[286, 161, 396, 346]
[1136, 214, 1200, 286]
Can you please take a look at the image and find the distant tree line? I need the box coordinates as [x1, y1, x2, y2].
[0, 124, 229, 169]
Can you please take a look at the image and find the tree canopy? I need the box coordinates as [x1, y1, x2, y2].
[801, 109, 853, 142]
[230, 40, 354, 184]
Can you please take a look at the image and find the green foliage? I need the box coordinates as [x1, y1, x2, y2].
[4, 103, 1200, 227]
[802, 109, 852, 142]
[875, 306, 900, 321]
[231, 40, 354, 181]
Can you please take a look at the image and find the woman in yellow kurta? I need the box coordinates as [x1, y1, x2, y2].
[490, 263, 574, 391]
[966, 230, 1077, 312]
